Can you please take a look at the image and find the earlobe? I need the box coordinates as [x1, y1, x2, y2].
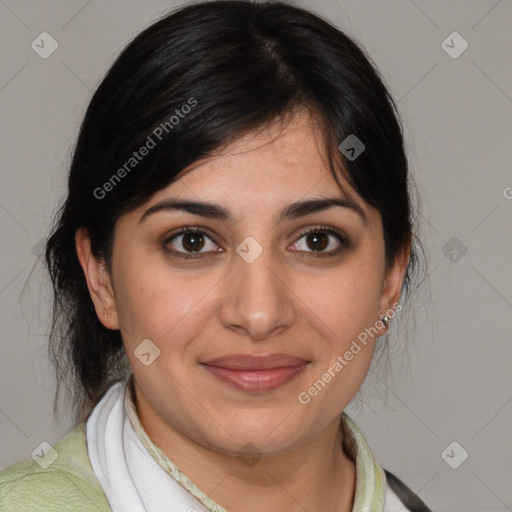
[75, 228, 119, 330]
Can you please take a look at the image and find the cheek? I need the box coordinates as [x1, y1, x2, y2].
[112, 255, 219, 354]
[312, 264, 383, 343]
[301, 271, 382, 408]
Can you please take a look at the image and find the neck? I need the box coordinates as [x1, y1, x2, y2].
[132, 380, 356, 512]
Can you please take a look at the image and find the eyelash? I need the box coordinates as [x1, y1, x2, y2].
[163, 225, 350, 260]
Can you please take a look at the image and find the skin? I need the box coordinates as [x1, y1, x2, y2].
[76, 110, 409, 512]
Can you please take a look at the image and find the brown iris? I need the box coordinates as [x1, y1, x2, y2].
[306, 232, 329, 251]
[182, 233, 206, 252]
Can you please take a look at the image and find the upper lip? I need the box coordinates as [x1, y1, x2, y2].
[200, 353, 309, 370]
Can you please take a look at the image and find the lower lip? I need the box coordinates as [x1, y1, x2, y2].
[201, 363, 308, 392]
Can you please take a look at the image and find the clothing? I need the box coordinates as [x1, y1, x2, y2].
[0, 376, 431, 511]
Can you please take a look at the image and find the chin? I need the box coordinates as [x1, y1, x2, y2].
[198, 407, 311, 457]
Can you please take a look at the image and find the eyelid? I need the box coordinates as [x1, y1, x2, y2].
[293, 224, 349, 245]
[167, 225, 218, 241]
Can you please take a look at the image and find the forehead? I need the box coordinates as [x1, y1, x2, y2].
[152, 111, 356, 205]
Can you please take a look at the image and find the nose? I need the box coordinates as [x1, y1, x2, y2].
[219, 243, 297, 341]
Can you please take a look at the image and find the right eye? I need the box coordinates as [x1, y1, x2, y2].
[163, 226, 223, 259]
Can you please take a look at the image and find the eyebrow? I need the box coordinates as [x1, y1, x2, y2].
[139, 196, 367, 225]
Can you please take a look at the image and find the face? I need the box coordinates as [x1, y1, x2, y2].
[77, 110, 408, 457]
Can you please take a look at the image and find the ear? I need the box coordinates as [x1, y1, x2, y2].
[75, 227, 119, 329]
[377, 240, 411, 332]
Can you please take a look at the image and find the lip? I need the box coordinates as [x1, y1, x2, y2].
[200, 354, 310, 392]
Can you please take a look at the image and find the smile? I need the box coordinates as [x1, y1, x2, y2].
[200, 354, 310, 392]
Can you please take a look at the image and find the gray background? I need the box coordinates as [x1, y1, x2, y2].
[0, 1, 511, 511]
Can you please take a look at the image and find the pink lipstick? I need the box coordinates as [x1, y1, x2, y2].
[200, 353, 309, 392]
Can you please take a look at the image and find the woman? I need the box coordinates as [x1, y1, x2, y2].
[0, 1, 431, 510]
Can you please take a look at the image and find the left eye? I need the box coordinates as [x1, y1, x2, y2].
[290, 227, 348, 256]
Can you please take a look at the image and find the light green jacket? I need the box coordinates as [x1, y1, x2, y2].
[0, 422, 111, 511]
